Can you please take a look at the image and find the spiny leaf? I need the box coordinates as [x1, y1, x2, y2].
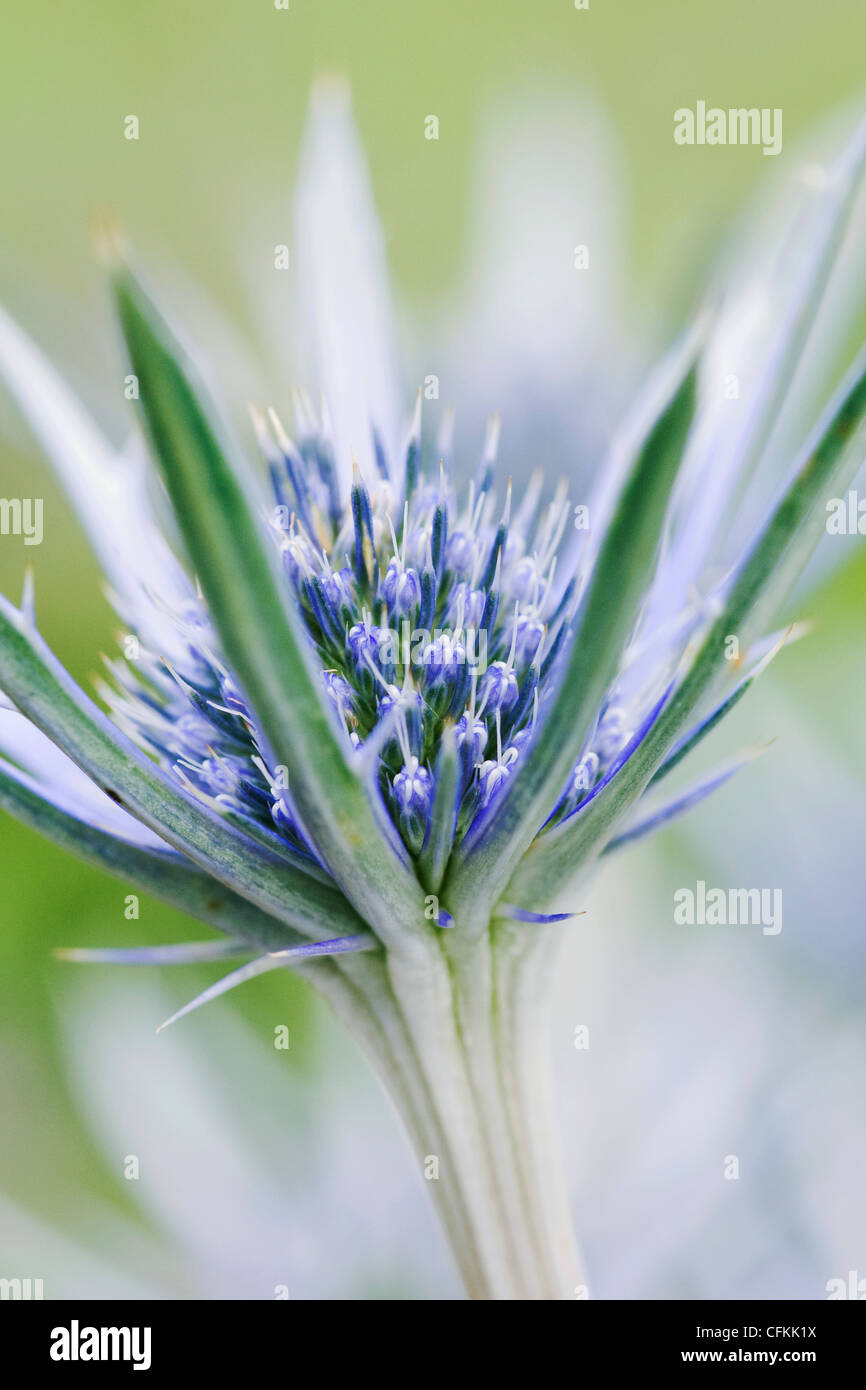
[498, 905, 581, 924]
[55, 941, 249, 966]
[156, 933, 378, 1031]
[647, 624, 796, 788]
[417, 723, 459, 894]
[0, 598, 363, 941]
[113, 264, 426, 945]
[603, 744, 772, 855]
[508, 346, 866, 906]
[445, 343, 699, 927]
[0, 754, 329, 954]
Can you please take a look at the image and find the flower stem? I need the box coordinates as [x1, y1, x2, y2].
[491, 919, 586, 1295]
[315, 923, 584, 1299]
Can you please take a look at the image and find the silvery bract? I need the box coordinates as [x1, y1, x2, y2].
[1, 85, 865, 1300]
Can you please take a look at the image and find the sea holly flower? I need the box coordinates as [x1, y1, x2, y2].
[1, 88, 866, 1301]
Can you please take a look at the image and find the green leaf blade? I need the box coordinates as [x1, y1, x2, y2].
[0, 597, 362, 939]
[418, 723, 459, 895]
[113, 266, 425, 943]
[445, 347, 699, 927]
[0, 755, 316, 953]
[508, 347, 866, 907]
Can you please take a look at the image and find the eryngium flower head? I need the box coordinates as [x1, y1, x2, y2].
[1, 85, 865, 1299]
[106, 389, 647, 879]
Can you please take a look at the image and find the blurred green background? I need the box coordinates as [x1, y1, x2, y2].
[1, 0, 865, 1298]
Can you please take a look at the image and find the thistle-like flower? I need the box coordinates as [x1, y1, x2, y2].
[1, 88, 866, 1300]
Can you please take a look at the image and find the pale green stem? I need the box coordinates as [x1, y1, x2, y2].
[444, 928, 560, 1297]
[492, 920, 586, 1296]
[300, 951, 486, 1295]
[385, 931, 519, 1297]
[307, 922, 585, 1299]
